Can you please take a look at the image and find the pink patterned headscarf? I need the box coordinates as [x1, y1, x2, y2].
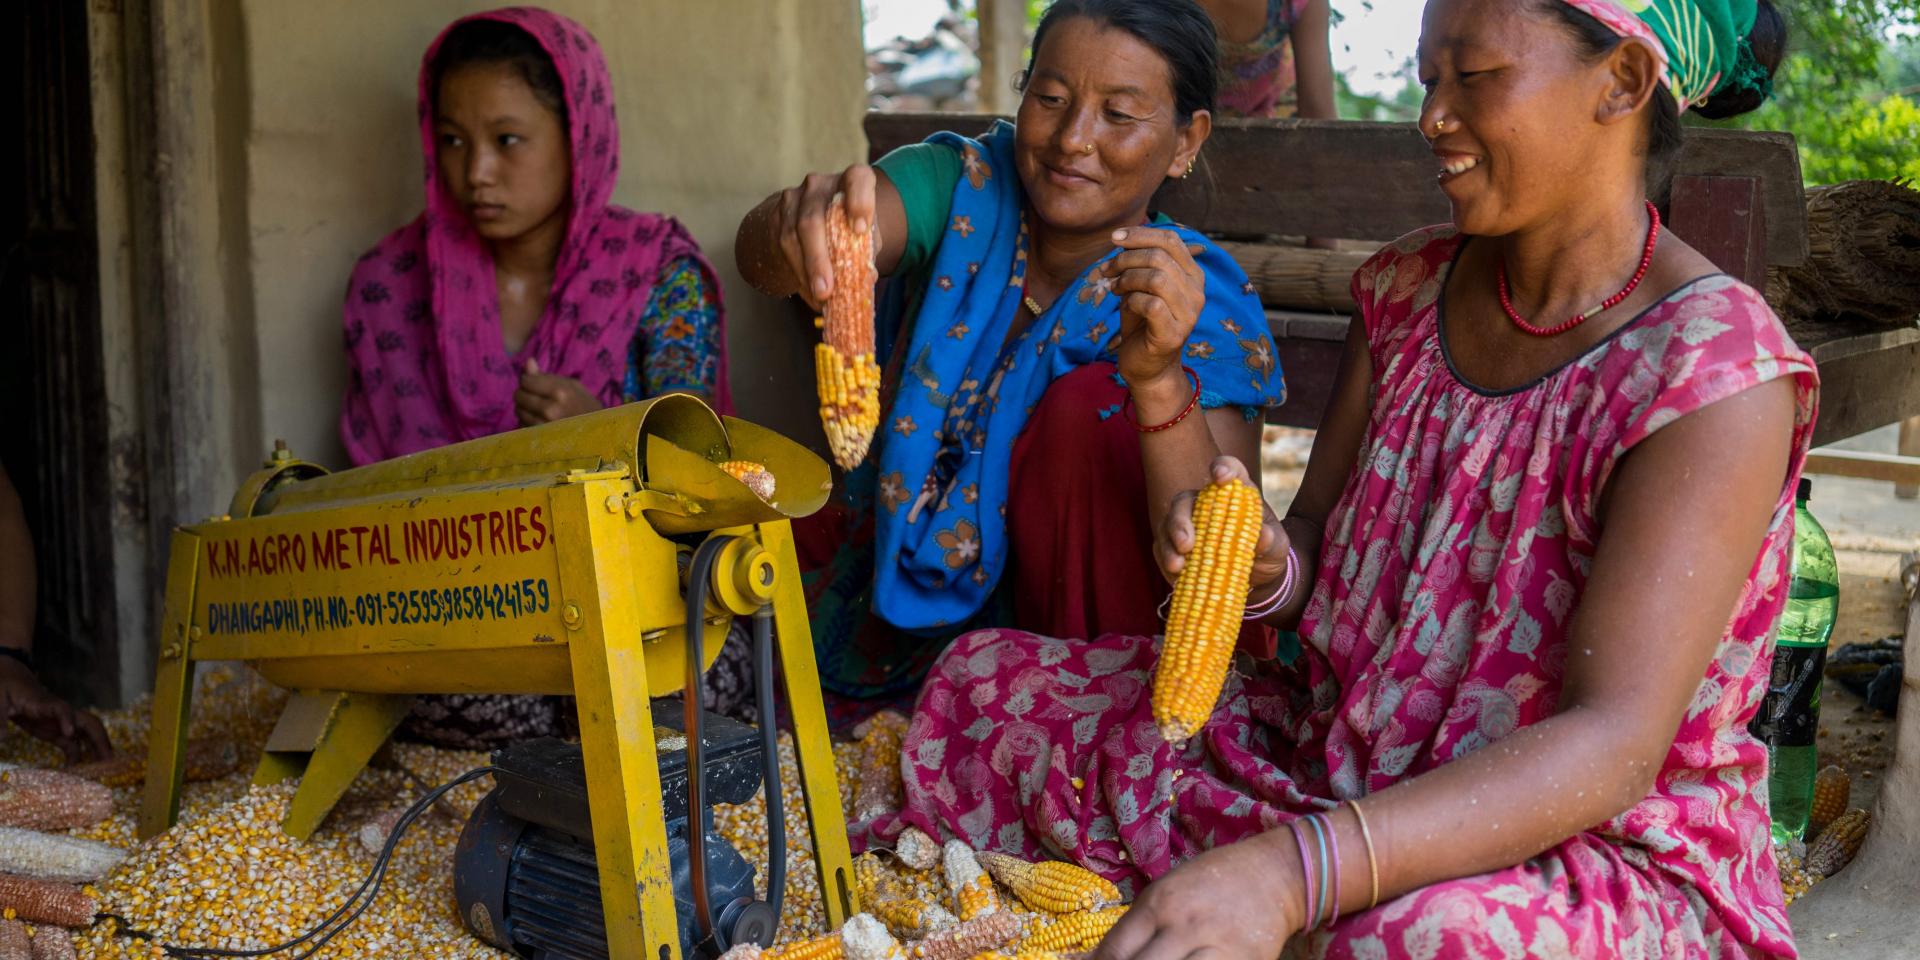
[340, 7, 731, 466]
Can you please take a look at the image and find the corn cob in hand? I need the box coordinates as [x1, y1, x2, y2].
[0, 770, 113, 832]
[1152, 479, 1264, 743]
[814, 197, 881, 470]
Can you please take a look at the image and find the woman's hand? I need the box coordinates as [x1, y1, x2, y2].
[1101, 226, 1208, 396]
[514, 358, 603, 425]
[1156, 456, 1289, 590]
[0, 656, 112, 763]
[772, 165, 878, 310]
[1094, 829, 1304, 960]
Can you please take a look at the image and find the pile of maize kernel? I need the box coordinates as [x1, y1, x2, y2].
[0, 664, 900, 958]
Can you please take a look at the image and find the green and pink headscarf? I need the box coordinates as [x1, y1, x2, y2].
[1560, 0, 1769, 110]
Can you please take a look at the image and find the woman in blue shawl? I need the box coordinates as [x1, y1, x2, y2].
[737, 0, 1286, 723]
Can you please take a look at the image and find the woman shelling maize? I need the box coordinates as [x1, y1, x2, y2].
[736, 0, 1285, 728]
[870, 0, 1815, 956]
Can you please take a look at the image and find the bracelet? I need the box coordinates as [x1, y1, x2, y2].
[1123, 366, 1201, 433]
[1287, 818, 1318, 933]
[0, 647, 31, 671]
[1348, 800, 1380, 911]
[1323, 812, 1343, 927]
[1243, 545, 1298, 621]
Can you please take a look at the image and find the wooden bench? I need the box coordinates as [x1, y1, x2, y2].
[865, 113, 1920, 448]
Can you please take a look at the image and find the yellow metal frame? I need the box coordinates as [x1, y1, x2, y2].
[139, 397, 857, 959]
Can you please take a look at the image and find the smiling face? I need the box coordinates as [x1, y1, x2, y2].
[434, 63, 572, 243]
[1013, 16, 1204, 236]
[1416, 0, 1629, 235]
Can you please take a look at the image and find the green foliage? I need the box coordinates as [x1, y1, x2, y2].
[1706, 1, 1920, 184]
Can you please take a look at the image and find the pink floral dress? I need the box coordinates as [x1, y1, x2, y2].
[864, 227, 1818, 959]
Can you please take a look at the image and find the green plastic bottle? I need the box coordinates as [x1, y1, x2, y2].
[1749, 478, 1839, 845]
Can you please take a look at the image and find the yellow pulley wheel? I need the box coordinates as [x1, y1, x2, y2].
[711, 537, 777, 616]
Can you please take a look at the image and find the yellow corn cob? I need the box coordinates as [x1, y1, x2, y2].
[942, 841, 1001, 920]
[895, 826, 942, 871]
[1805, 808, 1871, 879]
[1153, 479, 1264, 742]
[815, 197, 881, 470]
[30, 928, 76, 960]
[841, 914, 908, 960]
[907, 909, 1023, 959]
[0, 920, 25, 960]
[765, 931, 843, 960]
[1808, 765, 1850, 839]
[0, 770, 113, 832]
[975, 853, 1119, 914]
[64, 738, 240, 787]
[720, 460, 778, 502]
[0, 875, 94, 929]
[853, 721, 906, 823]
[0, 829, 123, 884]
[860, 854, 956, 939]
[1017, 906, 1127, 953]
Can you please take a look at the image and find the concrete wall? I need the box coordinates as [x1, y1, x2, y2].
[241, 0, 867, 466]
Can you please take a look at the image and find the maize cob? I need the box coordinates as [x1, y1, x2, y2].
[720, 460, 778, 503]
[1805, 809, 1871, 879]
[859, 855, 956, 939]
[853, 720, 905, 822]
[1808, 765, 1850, 839]
[0, 876, 93, 929]
[0, 921, 26, 960]
[814, 197, 882, 470]
[0, 829, 124, 884]
[896, 826, 941, 871]
[906, 908, 1023, 959]
[29, 927, 75, 960]
[842, 913, 908, 960]
[765, 930, 843, 960]
[975, 853, 1119, 914]
[64, 738, 240, 787]
[942, 841, 1001, 920]
[0, 770, 113, 831]
[1017, 906, 1127, 953]
[1152, 479, 1264, 743]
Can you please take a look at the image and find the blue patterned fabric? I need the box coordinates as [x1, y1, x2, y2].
[870, 121, 1286, 632]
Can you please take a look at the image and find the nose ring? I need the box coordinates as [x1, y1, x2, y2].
[1431, 118, 1449, 135]
[1082, 143, 1094, 154]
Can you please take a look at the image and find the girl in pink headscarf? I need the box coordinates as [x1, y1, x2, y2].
[340, 7, 731, 469]
[340, 7, 735, 749]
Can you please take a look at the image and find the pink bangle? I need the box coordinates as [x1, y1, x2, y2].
[1243, 545, 1298, 620]
[1288, 818, 1318, 932]
[1323, 812, 1342, 927]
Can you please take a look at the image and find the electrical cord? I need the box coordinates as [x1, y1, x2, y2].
[107, 766, 497, 958]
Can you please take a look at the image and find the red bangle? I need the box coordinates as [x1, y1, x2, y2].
[1124, 366, 1201, 433]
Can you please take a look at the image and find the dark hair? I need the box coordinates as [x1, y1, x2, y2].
[430, 19, 568, 123]
[1016, 0, 1219, 124]
[1544, 0, 1785, 192]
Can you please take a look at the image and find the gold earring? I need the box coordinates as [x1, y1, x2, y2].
[1184, 156, 1196, 178]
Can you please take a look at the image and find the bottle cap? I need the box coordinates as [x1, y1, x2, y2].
[1798, 478, 1812, 502]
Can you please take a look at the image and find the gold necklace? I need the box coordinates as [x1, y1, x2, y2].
[1022, 294, 1046, 316]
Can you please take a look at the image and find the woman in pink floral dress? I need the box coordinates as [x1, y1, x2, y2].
[868, 0, 1812, 956]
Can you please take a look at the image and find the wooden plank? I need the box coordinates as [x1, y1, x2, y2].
[1804, 450, 1920, 487]
[865, 113, 1808, 265]
[1809, 327, 1920, 447]
[1669, 175, 1767, 287]
[975, 0, 1025, 115]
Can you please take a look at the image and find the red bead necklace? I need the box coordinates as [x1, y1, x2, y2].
[1498, 200, 1661, 337]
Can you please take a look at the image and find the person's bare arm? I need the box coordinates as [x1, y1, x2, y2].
[1109, 376, 1797, 960]
[1290, 0, 1338, 121]
[0, 464, 111, 761]
[735, 165, 909, 310]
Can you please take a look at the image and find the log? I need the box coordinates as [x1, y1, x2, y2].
[1216, 241, 1372, 314]
[1766, 180, 1920, 327]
